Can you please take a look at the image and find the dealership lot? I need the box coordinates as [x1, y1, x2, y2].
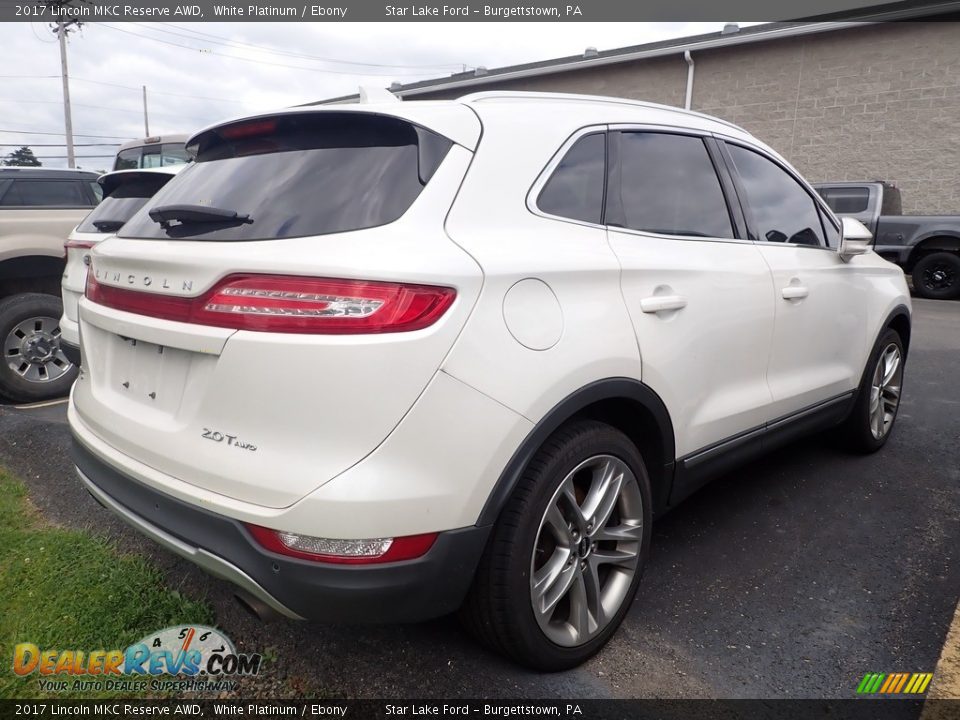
[1, 298, 957, 699]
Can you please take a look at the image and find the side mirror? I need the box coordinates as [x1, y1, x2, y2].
[839, 216, 872, 261]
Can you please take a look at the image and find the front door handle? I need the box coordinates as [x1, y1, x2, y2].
[640, 295, 687, 313]
[781, 286, 809, 300]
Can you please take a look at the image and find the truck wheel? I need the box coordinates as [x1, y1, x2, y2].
[912, 252, 960, 300]
[0, 293, 77, 403]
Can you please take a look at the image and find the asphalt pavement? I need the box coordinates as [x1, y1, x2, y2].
[1, 298, 957, 699]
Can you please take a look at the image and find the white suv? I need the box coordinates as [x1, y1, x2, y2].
[61, 167, 182, 366]
[69, 92, 911, 671]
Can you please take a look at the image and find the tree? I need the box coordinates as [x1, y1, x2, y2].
[2, 147, 42, 167]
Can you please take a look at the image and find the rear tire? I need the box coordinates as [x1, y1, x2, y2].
[837, 328, 905, 454]
[911, 252, 960, 300]
[0, 293, 77, 403]
[460, 420, 652, 671]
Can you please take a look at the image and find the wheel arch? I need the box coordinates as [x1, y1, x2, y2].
[905, 235, 960, 270]
[0, 255, 65, 299]
[476, 378, 676, 526]
[882, 304, 912, 357]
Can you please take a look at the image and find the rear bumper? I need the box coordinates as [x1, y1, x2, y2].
[72, 438, 490, 623]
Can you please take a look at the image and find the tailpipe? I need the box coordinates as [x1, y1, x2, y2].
[233, 591, 283, 622]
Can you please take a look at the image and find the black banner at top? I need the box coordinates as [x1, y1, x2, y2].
[3, 0, 959, 22]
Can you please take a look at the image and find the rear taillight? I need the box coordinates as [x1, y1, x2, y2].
[84, 273, 456, 334]
[244, 524, 437, 565]
[65, 239, 96, 258]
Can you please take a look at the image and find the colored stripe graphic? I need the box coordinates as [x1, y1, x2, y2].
[856, 672, 933, 694]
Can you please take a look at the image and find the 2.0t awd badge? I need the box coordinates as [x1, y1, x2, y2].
[201, 428, 257, 452]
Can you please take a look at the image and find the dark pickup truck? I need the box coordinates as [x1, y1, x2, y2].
[814, 181, 960, 300]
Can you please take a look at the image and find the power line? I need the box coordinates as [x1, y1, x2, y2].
[96, 23, 446, 78]
[32, 154, 116, 159]
[71, 76, 246, 104]
[151, 22, 470, 72]
[0, 74, 248, 105]
[0, 128, 132, 139]
[0, 96, 198, 120]
[0, 142, 120, 147]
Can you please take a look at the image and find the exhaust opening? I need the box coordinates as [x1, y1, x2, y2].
[233, 591, 282, 622]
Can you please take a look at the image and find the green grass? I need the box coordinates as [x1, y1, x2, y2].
[0, 469, 213, 699]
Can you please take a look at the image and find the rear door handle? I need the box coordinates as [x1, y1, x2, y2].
[781, 286, 809, 300]
[640, 295, 687, 313]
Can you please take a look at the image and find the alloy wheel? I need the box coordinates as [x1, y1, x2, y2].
[529, 454, 643, 647]
[869, 343, 903, 440]
[3, 315, 73, 384]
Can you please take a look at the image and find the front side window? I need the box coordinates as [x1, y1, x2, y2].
[537, 133, 606, 225]
[819, 207, 840, 249]
[120, 113, 453, 242]
[608, 132, 734, 239]
[726, 144, 825, 247]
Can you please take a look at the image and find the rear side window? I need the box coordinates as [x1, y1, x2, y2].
[817, 186, 870, 214]
[0, 179, 93, 207]
[120, 113, 453, 242]
[77, 175, 174, 234]
[726, 144, 824, 247]
[607, 132, 733, 239]
[537, 133, 606, 225]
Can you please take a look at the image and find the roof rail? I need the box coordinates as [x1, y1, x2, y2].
[457, 90, 749, 134]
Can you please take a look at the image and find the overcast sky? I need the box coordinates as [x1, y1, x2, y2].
[0, 21, 755, 170]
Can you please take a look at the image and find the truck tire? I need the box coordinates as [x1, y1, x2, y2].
[0, 293, 78, 403]
[912, 252, 960, 300]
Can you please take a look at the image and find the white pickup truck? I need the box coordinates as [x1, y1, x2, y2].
[0, 167, 100, 402]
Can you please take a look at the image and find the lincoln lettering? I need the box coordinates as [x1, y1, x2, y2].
[94, 269, 193, 292]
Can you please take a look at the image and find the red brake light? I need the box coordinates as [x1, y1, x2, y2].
[218, 119, 277, 140]
[244, 525, 438, 565]
[84, 273, 456, 334]
[65, 240, 97, 250]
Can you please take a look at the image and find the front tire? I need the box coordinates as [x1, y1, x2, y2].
[912, 252, 960, 300]
[460, 420, 652, 671]
[837, 328, 905, 453]
[0, 293, 77, 403]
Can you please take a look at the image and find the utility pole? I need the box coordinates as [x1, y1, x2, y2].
[142, 85, 150, 136]
[51, 17, 81, 168]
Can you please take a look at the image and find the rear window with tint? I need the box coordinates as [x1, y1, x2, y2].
[120, 113, 453, 242]
[77, 175, 175, 234]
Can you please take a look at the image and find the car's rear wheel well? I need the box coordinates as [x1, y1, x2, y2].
[477, 380, 676, 526]
[572, 398, 671, 512]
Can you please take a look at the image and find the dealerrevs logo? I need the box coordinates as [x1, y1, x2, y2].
[12, 626, 260, 693]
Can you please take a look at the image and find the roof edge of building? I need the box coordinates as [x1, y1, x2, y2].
[305, 1, 959, 107]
